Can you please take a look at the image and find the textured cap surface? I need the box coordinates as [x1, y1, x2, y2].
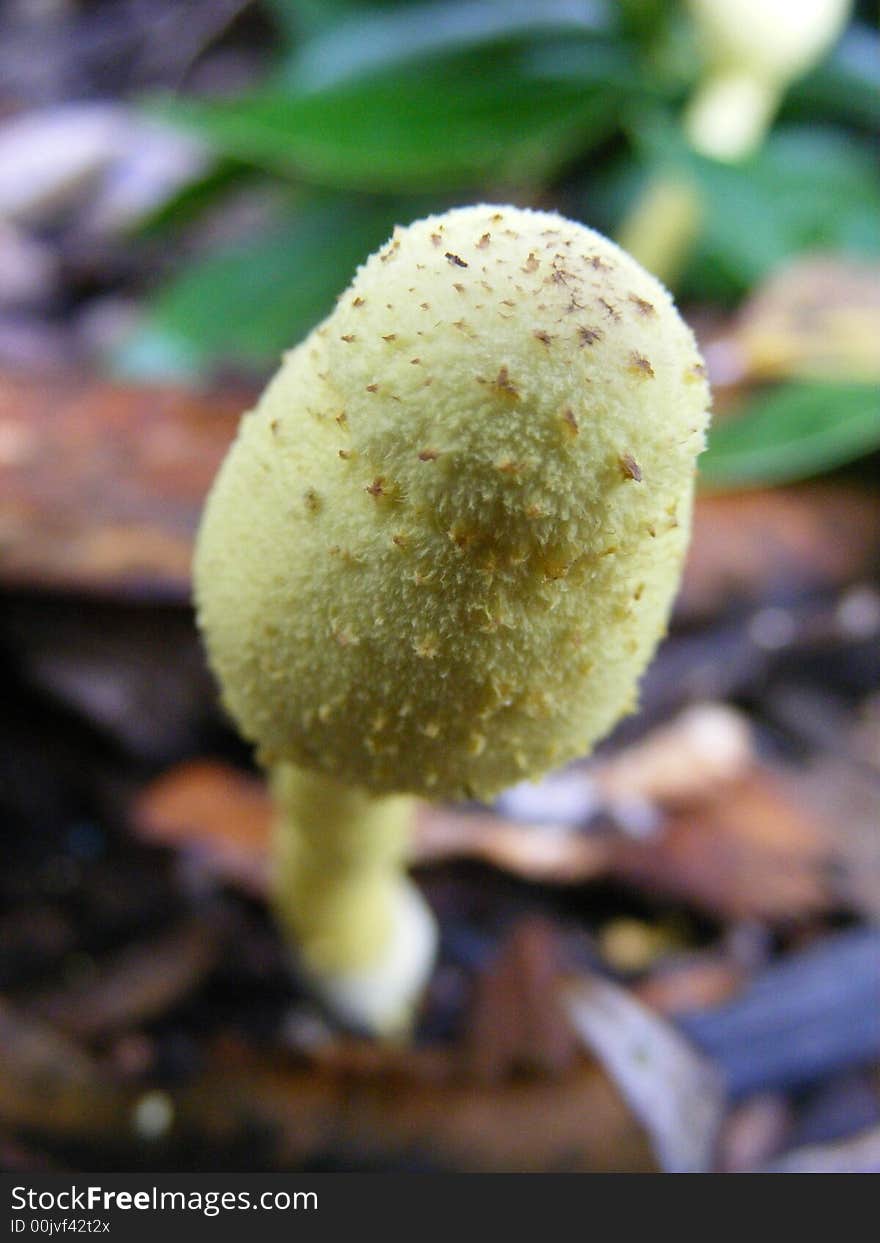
[195, 205, 710, 799]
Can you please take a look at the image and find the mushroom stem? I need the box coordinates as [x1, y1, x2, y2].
[269, 764, 435, 1035]
[684, 70, 780, 162]
[684, 0, 851, 163]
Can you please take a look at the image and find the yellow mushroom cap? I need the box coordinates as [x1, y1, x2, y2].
[194, 204, 711, 800]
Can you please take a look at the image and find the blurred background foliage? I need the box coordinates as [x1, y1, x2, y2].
[113, 0, 880, 488]
[2, 2, 880, 1177]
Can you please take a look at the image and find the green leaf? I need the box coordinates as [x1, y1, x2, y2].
[787, 25, 880, 131]
[700, 383, 880, 490]
[689, 130, 880, 301]
[283, 0, 612, 91]
[152, 52, 624, 192]
[132, 160, 254, 237]
[263, 0, 366, 43]
[113, 196, 412, 379]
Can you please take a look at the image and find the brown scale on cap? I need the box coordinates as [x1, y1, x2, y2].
[628, 352, 655, 379]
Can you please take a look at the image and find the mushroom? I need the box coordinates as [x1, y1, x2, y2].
[194, 204, 711, 1035]
[685, 0, 851, 161]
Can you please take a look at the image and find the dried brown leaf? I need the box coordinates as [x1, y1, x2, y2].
[24, 917, 224, 1039]
[609, 769, 833, 921]
[0, 1001, 135, 1139]
[182, 1049, 656, 1173]
[414, 806, 610, 882]
[595, 703, 753, 807]
[787, 757, 880, 920]
[130, 760, 272, 894]
[419, 765, 841, 924]
[0, 369, 248, 599]
[463, 918, 580, 1084]
[681, 486, 880, 622]
[562, 971, 725, 1172]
